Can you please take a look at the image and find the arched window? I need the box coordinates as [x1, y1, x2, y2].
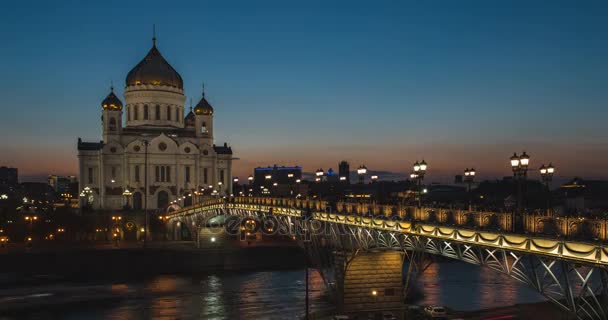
[144, 105, 149, 120]
[134, 105, 139, 120]
[155, 105, 161, 120]
[167, 105, 171, 121]
[133, 192, 143, 210]
[202, 121, 208, 133]
[109, 117, 117, 131]
[157, 191, 169, 208]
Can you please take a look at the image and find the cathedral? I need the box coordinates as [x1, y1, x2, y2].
[77, 36, 233, 211]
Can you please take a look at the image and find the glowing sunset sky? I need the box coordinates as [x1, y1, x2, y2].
[1, 0, 607, 182]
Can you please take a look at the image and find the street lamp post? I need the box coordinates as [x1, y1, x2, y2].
[122, 189, 132, 209]
[24, 215, 38, 238]
[357, 165, 367, 184]
[233, 177, 239, 197]
[464, 168, 476, 210]
[510, 152, 530, 233]
[539, 163, 555, 216]
[412, 160, 427, 207]
[143, 140, 150, 248]
[315, 169, 324, 183]
[287, 173, 295, 197]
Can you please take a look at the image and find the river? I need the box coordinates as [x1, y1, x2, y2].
[1, 260, 547, 319]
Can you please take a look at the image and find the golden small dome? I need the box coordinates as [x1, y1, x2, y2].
[101, 87, 123, 111]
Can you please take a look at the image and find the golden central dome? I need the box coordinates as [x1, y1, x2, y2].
[125, 41, 183, 89]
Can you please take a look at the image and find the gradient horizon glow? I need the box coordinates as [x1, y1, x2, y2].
[1, 0, 607, 183]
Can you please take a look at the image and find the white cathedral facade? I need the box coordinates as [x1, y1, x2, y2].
[78, 37, 233, 211]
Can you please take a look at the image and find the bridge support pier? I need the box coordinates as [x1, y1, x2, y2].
[340, 250, 405, 314]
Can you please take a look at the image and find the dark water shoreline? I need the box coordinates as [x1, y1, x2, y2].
[0, 245, 307, 285]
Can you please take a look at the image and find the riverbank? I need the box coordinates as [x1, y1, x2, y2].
[0, 241, 306, 286]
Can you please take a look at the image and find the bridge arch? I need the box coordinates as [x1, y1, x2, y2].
[165, 201, 608, 320]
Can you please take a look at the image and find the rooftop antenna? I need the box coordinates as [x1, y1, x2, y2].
[202, 82, 206, 98]
[152, 24, 156, 46]
[110, 79, 114, 92]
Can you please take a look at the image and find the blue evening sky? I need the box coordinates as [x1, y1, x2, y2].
[0, 0, 606, 181]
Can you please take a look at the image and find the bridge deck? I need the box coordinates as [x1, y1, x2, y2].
[167, 199, 608, 266]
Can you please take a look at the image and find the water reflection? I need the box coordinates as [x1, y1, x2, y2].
[416, 260, 545, 311]
[5, 261, 550, 319]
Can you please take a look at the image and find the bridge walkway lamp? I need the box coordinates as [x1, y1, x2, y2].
[247, 175, 254, 197]
[412, 160, 427, 207]
[464, 168, 476, 211]
[315, 169, 324, 200]
[264, 174, 272, 197]
[539, 163, 555, 216]
[357, 165, 367, 185]
[510, 152, 530, 233]
[287, 173, 295, 197]
[233, 177, 239, 198]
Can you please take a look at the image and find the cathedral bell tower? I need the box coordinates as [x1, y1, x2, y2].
[193, 84, 214, 141]
[101, 86, 123, 142]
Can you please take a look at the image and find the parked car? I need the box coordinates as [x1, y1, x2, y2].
[424, 306, 447, 317]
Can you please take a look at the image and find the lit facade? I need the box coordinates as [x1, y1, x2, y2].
[77, 37, 233, 211]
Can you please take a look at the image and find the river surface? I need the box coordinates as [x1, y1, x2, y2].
[1, 261, 547, 320]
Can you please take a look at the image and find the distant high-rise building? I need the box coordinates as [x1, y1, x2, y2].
[339, 161, 350, 184]
[253, 165, 302, 185]
[0, 166, 18, 186]
[48, 175, 78, 194]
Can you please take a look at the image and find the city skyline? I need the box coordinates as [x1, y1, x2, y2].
[1, 0, 607, 182]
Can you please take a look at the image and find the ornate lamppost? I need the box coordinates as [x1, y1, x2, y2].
[315, 169, 324, 183]
[539, 163, 555, 215]
[464, 168, 476, 210]
[122, 188, 132, 209]
[287, 173, 295, 197]
[233, 177, 239, 197]
[510, 152, 530, 232]
[412, 160, 427, 207]
[357, 165, 367, 184]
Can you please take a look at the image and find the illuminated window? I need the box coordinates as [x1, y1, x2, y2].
[202, 121, 208, 133]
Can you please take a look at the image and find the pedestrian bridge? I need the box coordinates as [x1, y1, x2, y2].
[165, 197, 608, 320]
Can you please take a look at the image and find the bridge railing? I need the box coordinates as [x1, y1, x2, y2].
[167, 197, 608, 241]
[313, 211, 608, 266]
